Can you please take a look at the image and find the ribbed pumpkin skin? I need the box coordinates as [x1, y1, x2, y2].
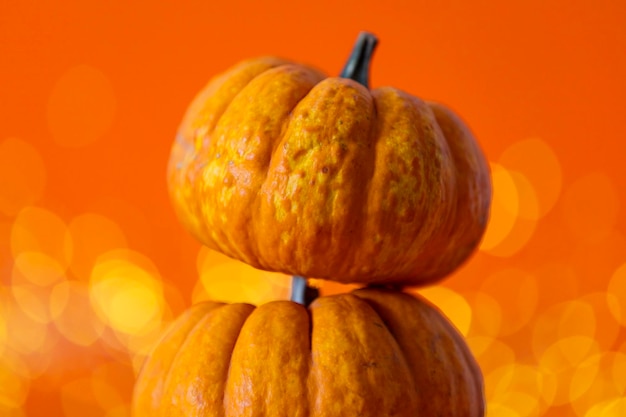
[132, 288, 484, 417]
[167, 57, 491, 286]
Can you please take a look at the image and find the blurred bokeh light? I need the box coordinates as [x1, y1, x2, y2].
[1, 1, 625, 415]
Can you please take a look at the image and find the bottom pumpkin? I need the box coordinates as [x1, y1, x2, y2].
[132, 288, 484, 417]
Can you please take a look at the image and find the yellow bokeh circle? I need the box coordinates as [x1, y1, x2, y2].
[11, 206, 72, 271]
[197, 247, 290, 306]
[416, 286, 472, 337]
[498, 138, 562, 218]
[607, 263, 626, 326]
[569, 351, 626, 416]
[90, 250, 165, 337]
[0, 351, 30, 409]
[480, 163, 539, 257]
[50, 280, 105, 347]
[485, 363, 556, 417]
[68, 213, 128, 280]
[480, 163, 519, 251]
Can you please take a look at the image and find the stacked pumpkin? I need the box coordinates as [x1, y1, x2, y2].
[132, 32, 491, 416]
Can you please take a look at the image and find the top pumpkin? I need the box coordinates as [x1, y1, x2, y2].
[167, 32, 491, 286]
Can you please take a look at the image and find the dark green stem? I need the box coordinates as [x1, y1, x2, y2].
[339, 32, 378, 88]
[291, 275, 319, 306]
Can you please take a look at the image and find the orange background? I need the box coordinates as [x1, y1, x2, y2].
[1, 1, 626, 416]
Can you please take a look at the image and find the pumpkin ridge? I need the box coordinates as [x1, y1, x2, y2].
[275, 66, 327, 152]
[172, 57, 296, 259]
[425, 102, 491, 281]
[402, 99, 459, 278]
[421, 302, 465, 416]
[329, 79, 379, 276]
[252, 66, 325, 268]
[224, 301, 311, 417]
[349, 290, 420, 397]
[217, 304, 259, 417]
[160, 303, 254, 417]
[177, 57, 290, 171]
[346, 90, 389, 279]
[354, 89, 420, 279]
[315, 78, 376, 275]
[253, 78, 354, 273]
[131, 301, 223, 416]
[315, 77, 377, 278]
[307, 293, 418, 416]
[195, 58, 292, 142]
[198, 65, 274, 261]
[203, 64, 325, 266]
[424, 303, 484, 417]
[157, 302, 230, 416]
[352, 288, 484, 416]
[367, 89, 458, 281]
[425, 302, 485, 417]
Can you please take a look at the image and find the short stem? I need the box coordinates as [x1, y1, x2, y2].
[290, 276, 319, 306]
[339, 31, 378, 88]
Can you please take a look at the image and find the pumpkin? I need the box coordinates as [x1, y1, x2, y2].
[167, 32, 491, 286]
[132, 286, 484, 416]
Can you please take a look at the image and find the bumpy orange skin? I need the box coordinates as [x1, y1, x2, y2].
[132, 288, 484, 417]
[168, 57, 491, 285]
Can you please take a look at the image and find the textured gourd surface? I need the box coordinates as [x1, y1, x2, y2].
[168, 57, 491, 285]
[132, 288, 484, 417]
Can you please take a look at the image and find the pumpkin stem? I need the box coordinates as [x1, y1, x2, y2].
[339, 31, 378, 88]
[291, 275, 319, 306]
